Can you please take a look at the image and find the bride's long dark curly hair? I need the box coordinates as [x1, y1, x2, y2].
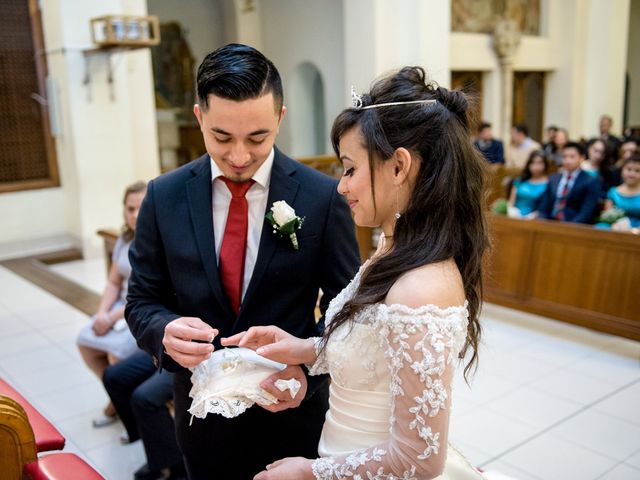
[324, 67, 489, 380]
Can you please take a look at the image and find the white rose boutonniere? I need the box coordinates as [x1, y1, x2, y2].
[265, 200, 304, 250]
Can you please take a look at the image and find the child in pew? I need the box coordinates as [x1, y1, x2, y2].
[76, 181, 146, 427]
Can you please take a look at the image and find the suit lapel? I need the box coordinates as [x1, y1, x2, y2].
[185, 156, 234, 317]
[567, 170, 584, 200]
[241, 151, 300, 314]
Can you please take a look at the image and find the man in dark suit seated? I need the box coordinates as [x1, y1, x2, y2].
[125, 43, 360, 480]
[473, 121, 504, 164]
[102, 351, 184, 480]
[538, 141, 601, 223]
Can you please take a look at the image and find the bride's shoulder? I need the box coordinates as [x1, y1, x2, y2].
[385, 259, 465, 311]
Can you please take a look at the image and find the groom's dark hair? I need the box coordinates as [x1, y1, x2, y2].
[196, 43, 283, 112]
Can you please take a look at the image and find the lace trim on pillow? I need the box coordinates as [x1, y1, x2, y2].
[188, 396, 253, 421]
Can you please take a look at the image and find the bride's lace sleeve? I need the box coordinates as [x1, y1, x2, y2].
[311, 305, 468, 480]
[306, 337, 329, 375]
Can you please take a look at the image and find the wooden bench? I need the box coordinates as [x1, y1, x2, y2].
[485, 215, 640, 340]
[0, 378, 65, 452]
[0, 394, 104, 480]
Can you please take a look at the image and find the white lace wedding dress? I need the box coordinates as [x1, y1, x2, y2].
[307, 264, 485, 480]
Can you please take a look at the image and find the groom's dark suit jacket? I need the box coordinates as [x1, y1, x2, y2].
[126, 149, 360, 479]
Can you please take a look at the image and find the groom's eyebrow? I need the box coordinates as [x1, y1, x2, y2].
[210, 127, 270, 136]
[248, 129, 270, 136]
[339, 155, 352, 164]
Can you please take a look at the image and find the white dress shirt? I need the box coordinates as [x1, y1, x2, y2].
[210, 149, 274, 301]
[555, 169, 579, 198]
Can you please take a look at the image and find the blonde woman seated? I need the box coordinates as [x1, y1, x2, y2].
[224, 67, 488, 480]
[77, 181, 146, 427]
[507, 150, 550, 219]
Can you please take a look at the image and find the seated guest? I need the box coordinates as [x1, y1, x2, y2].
[599, 114, 622, 159]
[507, 150, 550, 219]
[538, 142, 600, 223]
[582, 138, 615, 197]
[596, 154, 640, 231]
[103, 351, 185, 480]
[542, 124, 558, 152]
[77, 181, 146, 427]
[506, 123, 541, 169]
[543, 127, 568, 167]
[617, 137, 639, 166]
[474, 121, 504, 164]
[611, 137, 639, 186]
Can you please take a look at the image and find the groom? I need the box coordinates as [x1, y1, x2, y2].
[125, 43, 360, 479]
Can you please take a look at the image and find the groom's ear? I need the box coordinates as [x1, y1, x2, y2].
[194, 104, 204, 129]
[275, 106, 287, 134]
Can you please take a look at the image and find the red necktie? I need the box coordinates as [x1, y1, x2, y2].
[218, 177, 254, 314]
[554, 172, 573, 220]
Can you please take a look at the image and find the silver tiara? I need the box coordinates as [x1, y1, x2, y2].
[350, 85, 436, 110]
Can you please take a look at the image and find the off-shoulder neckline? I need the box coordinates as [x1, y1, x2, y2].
[376, 300, 469, 315]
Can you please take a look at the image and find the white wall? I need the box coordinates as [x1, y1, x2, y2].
[0, 0, 160, 259]
[580, 0, 630, 137]
[290, 63, 326, 156]
[260, 0, 344, 155]
[450, 0, 630, 141]
[345, 0, 451, 95]
[147, 0, 226, 70]
[545, 0, 630, 139]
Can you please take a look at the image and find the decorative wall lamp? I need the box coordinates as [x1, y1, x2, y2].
[90, 15, 160, 47]
[84, 15, 161, 101]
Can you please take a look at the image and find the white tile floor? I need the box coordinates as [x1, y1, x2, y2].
[1, 258, 639, 480]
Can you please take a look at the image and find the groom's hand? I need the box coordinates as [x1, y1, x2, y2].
[163, 317, 217, 368]
[259, 365, 307, 412]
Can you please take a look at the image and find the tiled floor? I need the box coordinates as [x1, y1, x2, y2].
[1, 258, 639, 480]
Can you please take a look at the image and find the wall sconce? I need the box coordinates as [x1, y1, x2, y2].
[90, 15, 160, 48]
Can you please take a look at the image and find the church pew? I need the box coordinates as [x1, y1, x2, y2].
[485, 215, 640, 340]
[0, 395, 104, 480]
[0, 378, 65, 452]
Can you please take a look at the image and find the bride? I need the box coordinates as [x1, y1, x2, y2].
[223, 66, 489, 480]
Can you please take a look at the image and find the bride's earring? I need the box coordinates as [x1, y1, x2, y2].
[394, 186, 401, 220]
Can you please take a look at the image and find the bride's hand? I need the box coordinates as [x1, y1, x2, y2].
[253, 457, 315, 480]
[221, 326, 316, 365]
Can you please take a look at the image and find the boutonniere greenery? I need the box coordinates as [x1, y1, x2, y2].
[266, 200, 304, 250]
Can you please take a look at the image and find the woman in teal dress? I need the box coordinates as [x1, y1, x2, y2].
[595, 154, 640, 231]
[508, 150, 550, 218]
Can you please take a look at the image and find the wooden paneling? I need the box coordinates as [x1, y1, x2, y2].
[451, 71, 482, 131]
[513, 71, 545, 142]
[485, 215, 640, 340]
[0, 250, 100, 316]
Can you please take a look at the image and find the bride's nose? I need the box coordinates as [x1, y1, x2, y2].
[337, 175, 348, 195]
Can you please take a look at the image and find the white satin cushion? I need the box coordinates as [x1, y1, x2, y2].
[188, 347, 299, 419]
